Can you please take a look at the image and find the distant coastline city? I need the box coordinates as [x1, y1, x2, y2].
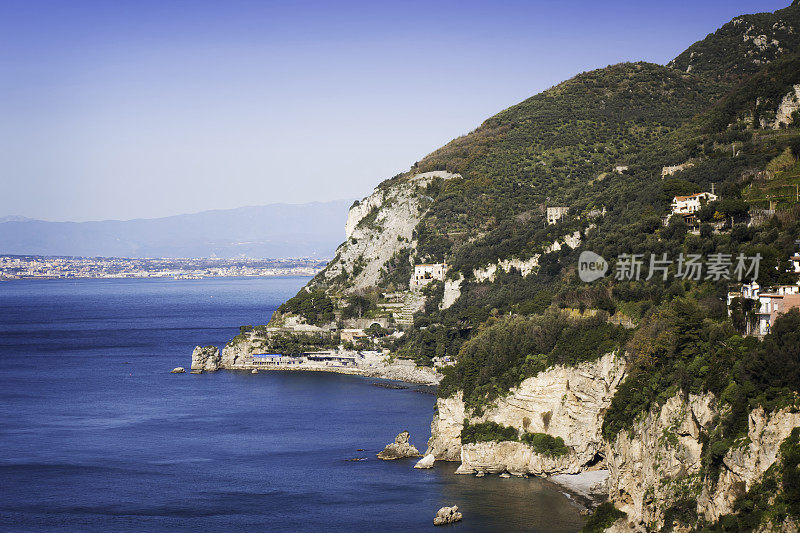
[0, 255, 327, 280]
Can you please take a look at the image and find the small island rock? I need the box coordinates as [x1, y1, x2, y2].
[191, 345, 221, 372]
[376, 431, 421, 460]
[170, 367, 185, 373]
[433, 506, 462, 526]
[414, 454, 435, 469]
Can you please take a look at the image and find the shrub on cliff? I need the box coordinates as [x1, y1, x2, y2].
[460, 421, 568, 456]
[460, 421, 518, 444]
[582, 503, 626, 533]
[439, 312, 628, 413]
[520, 432, 569, 457]
[277, 290, 335, 326]
[698, 428, 800, 531]
[602, 306, 800, 487]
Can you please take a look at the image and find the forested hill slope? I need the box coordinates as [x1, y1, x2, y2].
[669, 0, 800, 83]
[401, 62, 721, 272]
[274, 2, 800, 325]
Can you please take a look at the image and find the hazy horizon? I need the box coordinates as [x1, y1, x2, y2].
[1, 0, 791, 222]
[0, 198, 356, 224]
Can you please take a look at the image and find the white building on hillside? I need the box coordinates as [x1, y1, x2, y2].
[670, 192, 718, 215]
[410, 263, 447, 289]
[546, 206, 570, 225]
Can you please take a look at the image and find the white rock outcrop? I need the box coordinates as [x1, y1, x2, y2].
[427, 392, 467, 461]
[433, 505, 462, 526]
[456, 440, 577, 475]
[765, 84, 800, 129]
[414, 454, 436, 469]
[440, 274, 463, 310]
[661, 161, 695, 178]
[474, 256, 541, 283]
[318, 171, 459, 293]
[220, 338, 257, 368]
[471, 232, 581, 284]
[605, 393, 800, 531]
[377, 431, 422, 460]
[190, 345, 221, 372]
[427, 351, 626, 475]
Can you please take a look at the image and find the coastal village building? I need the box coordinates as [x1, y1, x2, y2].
[341, 328, 368, 343]
[305, 351, 358, 367]
[727, 282, 800, 336]
[546, 206, 570, 225]
[250, 351, 360, 368]
[755, 292, 800, 336]
[663, 191, 718, 231]
[410, 263, 447, 289]
[252, 354, 303, 366]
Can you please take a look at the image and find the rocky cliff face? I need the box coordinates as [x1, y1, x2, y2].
[426, 351, 800, 530]
[765, 83, 800, 129]
[605, 393, 800, 531]
[191, 345, 221, 372]
[221, 338, 256, 368]
[191, 334, 265, 371]
[312, 171, 459, 293]
[427, 351, 626, 473]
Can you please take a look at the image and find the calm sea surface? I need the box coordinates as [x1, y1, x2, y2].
[0, 277, 584, 532]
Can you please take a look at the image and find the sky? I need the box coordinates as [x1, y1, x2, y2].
[0, 0, 792, 222]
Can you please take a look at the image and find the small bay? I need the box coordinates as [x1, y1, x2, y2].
[0, 277, 584, 531]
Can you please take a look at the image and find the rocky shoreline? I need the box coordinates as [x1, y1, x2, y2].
[188, 344, 442, 385]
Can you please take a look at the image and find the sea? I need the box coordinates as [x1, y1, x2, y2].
[0, 277, 585, 532]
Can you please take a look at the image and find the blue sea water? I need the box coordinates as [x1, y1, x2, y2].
[0, 277, 584, 532]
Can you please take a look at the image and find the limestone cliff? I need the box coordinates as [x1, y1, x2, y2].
[425, 352, 800, 530]
[311, 171, 459, 294]
[190, 345, 221, 372]
[764, 83, 800, 129]
[427, 351, 626, 473]
[605, 394, 800, 531]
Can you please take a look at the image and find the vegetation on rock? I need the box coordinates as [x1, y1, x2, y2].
[582, 502, 627, 533]
[439, 313, 628, 413]
[460, 421, 569, 457]
[698, 427, 800, 531]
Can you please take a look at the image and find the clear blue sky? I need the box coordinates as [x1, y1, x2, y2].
[0, 0, 791, 221]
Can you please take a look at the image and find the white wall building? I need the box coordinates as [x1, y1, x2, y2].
[410, 263, 447, 289]
[670, 192, 718, 215]
[792, 254, 800, 273]
[546, 206, 570, 225]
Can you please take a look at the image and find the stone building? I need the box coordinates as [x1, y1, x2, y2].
[546, 206, 569, 225]
[410, 263, 447, 289]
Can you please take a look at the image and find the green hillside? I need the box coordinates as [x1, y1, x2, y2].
[669, 1, 800, 83]
[380, 63, 720, 270]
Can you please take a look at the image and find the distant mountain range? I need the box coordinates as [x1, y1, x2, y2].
[0, 200, 355, 259]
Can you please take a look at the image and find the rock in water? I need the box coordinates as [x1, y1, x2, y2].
[376, 431, 421, 460]
[433, 506, 462, 526]
[414, 454, 435, 469]
[170, 367, 185, 374]
[191, 345, 221, 372]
